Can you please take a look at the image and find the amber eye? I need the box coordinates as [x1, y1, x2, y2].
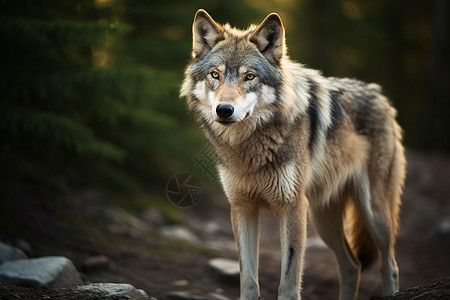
[210, 71, 220, 79]
[245, 73, 256, 81]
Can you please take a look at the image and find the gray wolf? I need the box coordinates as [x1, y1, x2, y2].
[181, 9, 405, 300]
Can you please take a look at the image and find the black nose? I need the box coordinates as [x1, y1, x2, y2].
[216, 104, 234, 119]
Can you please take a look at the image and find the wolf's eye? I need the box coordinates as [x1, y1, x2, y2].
[210, 71, 220, 79]
[245, 73, 256, 81]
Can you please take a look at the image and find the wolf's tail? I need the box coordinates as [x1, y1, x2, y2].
[347, 203, 378, 270]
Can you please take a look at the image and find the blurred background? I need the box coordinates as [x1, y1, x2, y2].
[0, 0, 449, 299]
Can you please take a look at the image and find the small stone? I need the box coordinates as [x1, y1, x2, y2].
[0, 256, 82, 288]
[435, 218, 450, 236]
[208, 292, 231, 300]
[207, 258, 240, 282]
[172, 279, 189, 287]
[306, 236, 327, 250]
[160, 225, 200, 244]
[141, 208, 166, 226]
[166, 291, 208, 300]
[203, 221, 221, 235]
[73, 283, 150, 299]
[167, 291, 231, 300]
[105, 207, 151, 237]
[81, 255, 111, 271]
[0, 242, 27, 264]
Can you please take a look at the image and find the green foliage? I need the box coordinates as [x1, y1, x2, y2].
[1, 109, 125, 160]
[0, 1, 182, 199]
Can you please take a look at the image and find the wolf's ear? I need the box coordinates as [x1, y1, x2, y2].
[192, 9, 223, 58]
[250, 13, 286, 64]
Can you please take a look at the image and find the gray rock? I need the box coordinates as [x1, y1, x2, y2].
[306, 236, 328, 250]
[160, 225, 201, 244]
[0, 242, 27, 264]
[435, 218, 450, 235]
[167, 291, 208, 300]
[207, 257, 240, 281]
[0, 282, 157, 299]
[141, 208, 166, 226]
[204, 239, 236, 252]
[105, 207, 152, 238]
[167, 291, 230, 300]
[74, 283, 152, 299]
[0, 256, 82, 288]
[208, 292, 232, 300]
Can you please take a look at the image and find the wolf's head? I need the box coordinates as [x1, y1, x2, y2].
[181, 10, 288, 128]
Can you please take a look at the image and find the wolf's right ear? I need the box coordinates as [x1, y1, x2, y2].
[192, 9, 224, 58]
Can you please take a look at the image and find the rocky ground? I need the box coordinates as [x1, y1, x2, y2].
[0, 151, 449, 299]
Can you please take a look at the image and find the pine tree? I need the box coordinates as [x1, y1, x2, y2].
[0, 0, 178, 196]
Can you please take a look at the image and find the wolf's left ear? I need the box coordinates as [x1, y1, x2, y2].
[250, 13, 286, 64]
[192, 9, 224, 58]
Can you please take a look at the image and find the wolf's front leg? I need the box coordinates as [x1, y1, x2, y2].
[230, 203, 260, 300]
[278, 197, 308, 300]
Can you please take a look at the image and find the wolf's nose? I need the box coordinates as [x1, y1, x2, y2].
[216, 104, 234, 119]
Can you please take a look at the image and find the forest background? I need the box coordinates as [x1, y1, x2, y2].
[0, 0, 448, 245]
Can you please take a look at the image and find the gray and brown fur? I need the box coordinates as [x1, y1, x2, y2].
[181, 9, 406, 300]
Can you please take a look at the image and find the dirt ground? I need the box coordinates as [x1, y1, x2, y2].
[2, 152, 450, 299]
[83, 152, 450, 299]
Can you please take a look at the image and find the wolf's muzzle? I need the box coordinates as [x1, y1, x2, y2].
[216, 104, 234, 119]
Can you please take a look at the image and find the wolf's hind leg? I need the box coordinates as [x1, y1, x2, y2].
[372, 215, 399, 296]
[353, 171, 400, 296]
[358, 204, 399, 295]
[357, 191, 399, 295]
[310, 202, 361, 300]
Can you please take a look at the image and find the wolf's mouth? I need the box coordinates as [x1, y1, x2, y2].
[216, 112, 251, 126]
[217, 120, 236, 126]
